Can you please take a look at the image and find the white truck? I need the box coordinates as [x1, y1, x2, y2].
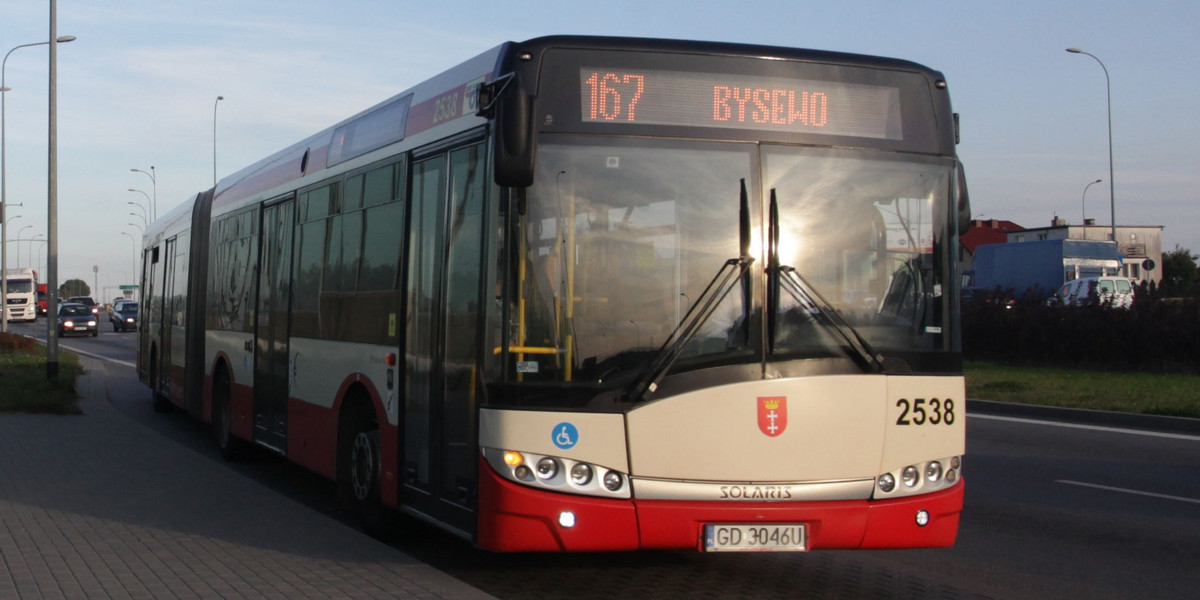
[3, 268, 38, 323]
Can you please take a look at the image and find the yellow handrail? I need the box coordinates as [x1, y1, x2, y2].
[493, 345, 560, 355]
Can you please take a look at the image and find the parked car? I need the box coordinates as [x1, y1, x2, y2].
[1047, 276, 1135, 309]
[68, 296, 100, 316]
[57, 302, 99, 337]
[110, 301, 139, 332]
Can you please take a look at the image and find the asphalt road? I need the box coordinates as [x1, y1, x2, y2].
[8, 318, 1200, 599]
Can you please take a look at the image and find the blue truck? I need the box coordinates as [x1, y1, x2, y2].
[965, 239, 1121, 301]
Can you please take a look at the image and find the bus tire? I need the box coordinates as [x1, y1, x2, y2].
[212, 366, 247, 461]
[339, 402, 395, 538]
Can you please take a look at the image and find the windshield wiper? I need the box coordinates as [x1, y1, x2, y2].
[768, 189, 884, 373]
[624, 255, 753, 401]
[776, 265, 885, 373]
[625, 181, 755, 402]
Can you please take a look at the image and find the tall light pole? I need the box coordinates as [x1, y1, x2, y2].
[127, 200, 148, 222]
[121, 231, 137, 284]
[48, 0, 62, 378]
[34, 239, 47, 273]
[16, 224, 31, 266]
[1, 34, 76, 333]
[131, 166, 156, 221]
[213, 95, 224, 188]
[27, 233, 44, 269]
[128, 187, 151, 217]
[1081, 178, 1102, 229]
[1067, 48, 1116, 247]
[4, 214, 22, 264]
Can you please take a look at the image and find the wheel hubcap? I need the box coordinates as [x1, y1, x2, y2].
[351, 431, 378, 502]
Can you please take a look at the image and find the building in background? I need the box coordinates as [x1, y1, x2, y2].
[1009, 217, 1163, 285]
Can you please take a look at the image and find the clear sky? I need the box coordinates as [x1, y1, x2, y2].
[2, 0, 1197, 297]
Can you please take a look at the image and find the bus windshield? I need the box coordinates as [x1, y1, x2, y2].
[502, 135, 954, 398]
[764, 146, 953, 361]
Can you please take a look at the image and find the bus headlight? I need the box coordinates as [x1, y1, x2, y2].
[482, 448, 631, 499]
[535, 457, 559, 480]
[570, 463, 593, 485]
[925, 461, 943, 483]
[875, 456, 962, 499]
[877, 473, 896, 493]
[603, 470, 624, 492]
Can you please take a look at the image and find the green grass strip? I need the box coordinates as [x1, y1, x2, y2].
[966, 360, 1200, 419]
[0, 333, 84, 414]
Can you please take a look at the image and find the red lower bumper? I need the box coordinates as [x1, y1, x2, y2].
[476, 458, 963, 552]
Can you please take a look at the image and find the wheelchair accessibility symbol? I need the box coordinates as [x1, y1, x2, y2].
[552, 422, 579, 450]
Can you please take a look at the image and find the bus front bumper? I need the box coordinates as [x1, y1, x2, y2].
[475, 458, 963, 552]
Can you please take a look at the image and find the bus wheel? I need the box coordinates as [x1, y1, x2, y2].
[340, 407, 394, 538]
[212, 367, 247, 461]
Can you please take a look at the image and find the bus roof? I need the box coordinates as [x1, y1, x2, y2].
[163, 35, 950, 229]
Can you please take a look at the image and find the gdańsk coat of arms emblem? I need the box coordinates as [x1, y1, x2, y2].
[758, 396, 787, 437]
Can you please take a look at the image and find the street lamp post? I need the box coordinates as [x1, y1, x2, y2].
[1, 34, 76, 333]
[33, 239, 46, 273]
[131, 166, 156, 221]
[49, 1, 63, 378]
[16, 224, 31, 266]
[121, 231, 137, 283]
[128, 187, 151, 217]
[214, 95, 224, 188]
[127, 200, 147, 222]
[1067, 48, 1117, 246]
[4, 213, 21, 253]
[1081, 178, 1102, 229]
[27, 234, 43, 269]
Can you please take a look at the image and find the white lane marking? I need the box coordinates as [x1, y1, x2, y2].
[1056, 480, 1200, 506]
[970, 413, 1200, 442]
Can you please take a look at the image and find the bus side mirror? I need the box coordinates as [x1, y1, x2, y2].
[480, 75, 535, 188]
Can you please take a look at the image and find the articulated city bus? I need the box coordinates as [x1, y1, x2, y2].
[139, 36, 970, 552]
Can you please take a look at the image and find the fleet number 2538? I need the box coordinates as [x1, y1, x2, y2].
[895, 398, 956, 426]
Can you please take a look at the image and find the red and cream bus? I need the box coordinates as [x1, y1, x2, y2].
[139, 36, 969, 552]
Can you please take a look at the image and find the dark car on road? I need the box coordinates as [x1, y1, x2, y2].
[68, 296, 100, 316]
[57, 302, 99, 337]
[110, 301, 139, 332]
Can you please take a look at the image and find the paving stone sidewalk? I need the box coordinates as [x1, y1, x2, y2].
[0, 356, 497, 600]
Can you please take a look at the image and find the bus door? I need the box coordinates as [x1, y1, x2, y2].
[149, 238, 174, 398]
[253, 198, 295, 452]
[403, 141, 487, 532]
[157, 237, 177, 400]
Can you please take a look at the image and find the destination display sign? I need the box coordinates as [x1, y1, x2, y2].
[579, 67, 902, 140]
